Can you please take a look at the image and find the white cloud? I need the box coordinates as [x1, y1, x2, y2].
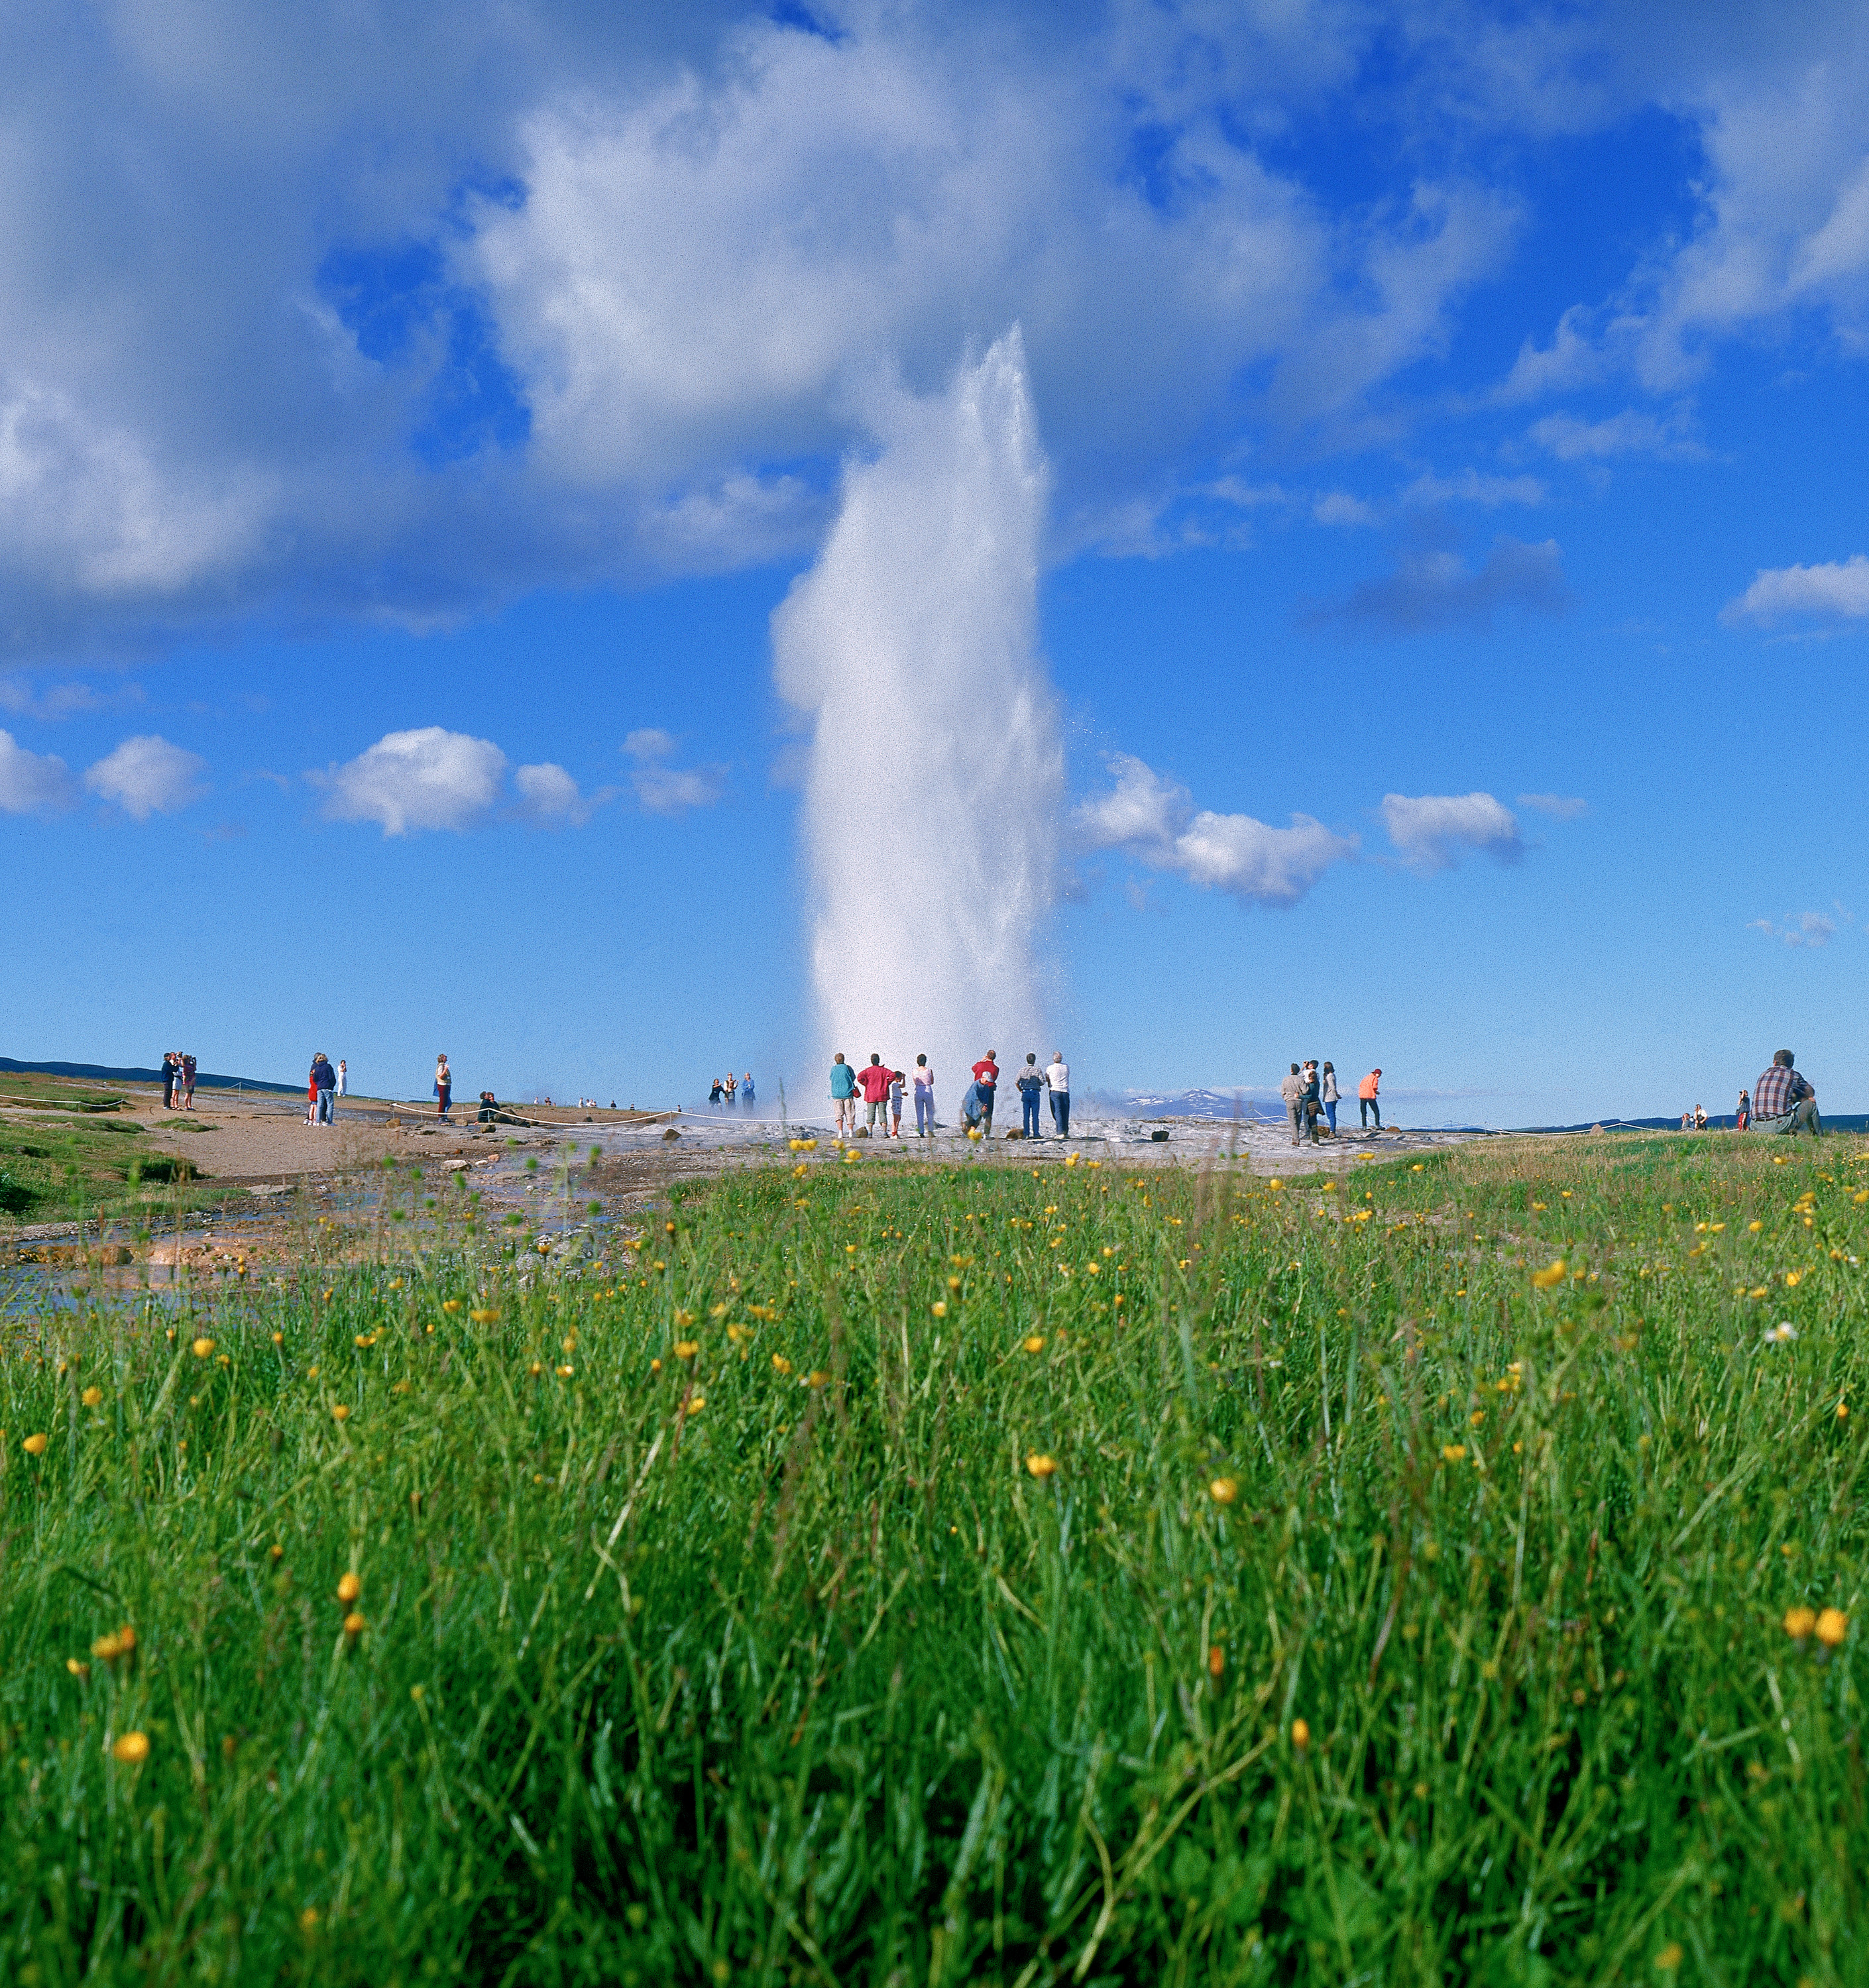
[1750, 911, 1837, 948]
[1404, 468, 1546, 507]
[1380, 791, 1522, 870]
[0, 676, 143, 720]
[514, 761, 591, 826]
[1529, 405, 1702, 461]
[317, 726, 507, 836]
[1074, 752, 1355, 907]
[1517, 792, 1587, 818]
[622, 726, 724, 815]
[1312, 490, 1375, 525]
[1722, 553, 1869, 626]
[0, 729, 77, 814]
[84, 734, 207, 820]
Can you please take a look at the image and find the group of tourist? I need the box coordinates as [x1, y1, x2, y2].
[705, 1072, 756, 1107]
[828, 1050, 1071, 1140]
[305, 1053, 347, 1125]
[159, 1051, 198, 1111]
[1279, 1062, 1381, 1146]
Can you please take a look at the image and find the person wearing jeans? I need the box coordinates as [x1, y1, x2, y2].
[1046, 1052, 1070, 1137]
[1748, 1050, 1821, 1136]
[913, 1056, 935, 1135]
[1017, 1054, 1044, 1138]
[1320, 1062, 1339, 1136]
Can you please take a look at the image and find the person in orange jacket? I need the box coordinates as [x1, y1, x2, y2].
[1358, 1068, 1382, 1130]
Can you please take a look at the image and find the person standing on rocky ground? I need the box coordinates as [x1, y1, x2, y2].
[857, 1053, 895, 1136]
[913, 1055, 935, 1136]
[830, 1052, 857, 1136]
[1736, 1088, 1751, 1131]
[1280, 1062, 1305, 1146]
[181, 1053, 197, 1110]
[889, 1065, 904, 1138]
[435, 1053, 453, 1123]
[1359, 1068, 1382, 1130]
[310, 1052, 336, 1125]
[336, 1060, 347, 1105]
[970, 1051, 1000, 1136]
[161, 1051, 178, 1111]
[1301, 1062, 1322, 1145]
[1017, 1054, 1045, 1140]
[1320, 1062, 1340, 1137]
[1045, 1050, 1070, 1138]
[743, 1072, 755, 1107]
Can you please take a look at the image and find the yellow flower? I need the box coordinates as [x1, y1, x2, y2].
[1023, 1335, 1045, 1353]
[337, 1572, 361, 1604]
[331, 1404, 350, 1422]
[389, 1278, 403, 1290]
[1785, 1271, 1801, 1288]
[1748, 1220, 1763, 1232]
[1784, 1606, 1817, 1640]
[807, 1370, 830, 1389]
[343, 1612, 366, 1635]
[1064, 1153, 1079, 1168]
[81, 1386, 103, 1408]
[23, 1433, 48, 1456]
[1268, 1178, 1283, 1191]
[1654, 1944, 1683, 1973]
[1816, 1608, 1848, 1647]
[469, 1308, 497, 1324]
[687, 1394, 705, 1413]
[557, 1364, 574, 1378]
[442, 1299, 460, 1313]
[1209, 1476, 1239, 1504]
[1025, 1453, 1057, 1478]
[112, 1731, 150, 1765]
[771, 1355, 793, 1375]
[1207, 1643, 1225, 1679]
[931, 1300, 948, 1317]
[191, 1337, 215, 1358]
[1469, 1410, 1485, 1427]
[1443, 1444, 1467, 1463]
[1290, 1718, 1310, 1750]
[1532, 1201, 1546, 1211]
[674, 1308, 697, 1328]
[1531, 1260, 1567, 1289]
[674, 1341, 699, 1360]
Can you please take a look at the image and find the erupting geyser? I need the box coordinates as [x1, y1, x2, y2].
[773, 330, 1062, 1090]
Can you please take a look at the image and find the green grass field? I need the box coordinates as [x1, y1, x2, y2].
[3, 1134, 1864, 1985]
[0, 1077, 212, 1224]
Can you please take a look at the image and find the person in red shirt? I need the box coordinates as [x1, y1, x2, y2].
[970, 1052, 999, 1134]
[857, 1053, 896, 1135]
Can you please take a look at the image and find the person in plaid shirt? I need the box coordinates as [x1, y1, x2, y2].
[1749, 1050, 1820, 1136]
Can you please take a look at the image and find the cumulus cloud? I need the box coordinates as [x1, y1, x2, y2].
[1312, 536, 1569, 634]
[0, 730, 77, 814]
[1074, 753, 1355, 908]
[1722, 553, 1869, 626]
[623, 729, 726, 816]
[513, 761, 593, 826]
[317, 727, 508, 836]
[1517, 792, 1587, 818]
[0, 676, 143, 721]
[0, 3, 1547, 649]
[84, 735, 207, 820]
[1381, 791, 1523, 870]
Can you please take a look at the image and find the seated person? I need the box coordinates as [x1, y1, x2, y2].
[1748, 1050, 1820, 1136]
[478, 1089, 502, 1124]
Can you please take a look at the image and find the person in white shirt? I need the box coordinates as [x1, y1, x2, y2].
[335, 1060, 347, 1099]
[1044, 1052, 1070, 1138]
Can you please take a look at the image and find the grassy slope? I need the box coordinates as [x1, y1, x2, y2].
[1, 1136, 1865, 1985]
[0, 1077, 209, 1223]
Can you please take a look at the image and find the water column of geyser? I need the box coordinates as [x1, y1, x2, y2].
[772, 330, 1063, 1105]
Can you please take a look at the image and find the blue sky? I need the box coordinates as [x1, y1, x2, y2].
[3, 1, 1867, 1125]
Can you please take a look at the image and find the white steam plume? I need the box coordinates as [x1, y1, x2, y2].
[772, 331, 1062, 1099]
